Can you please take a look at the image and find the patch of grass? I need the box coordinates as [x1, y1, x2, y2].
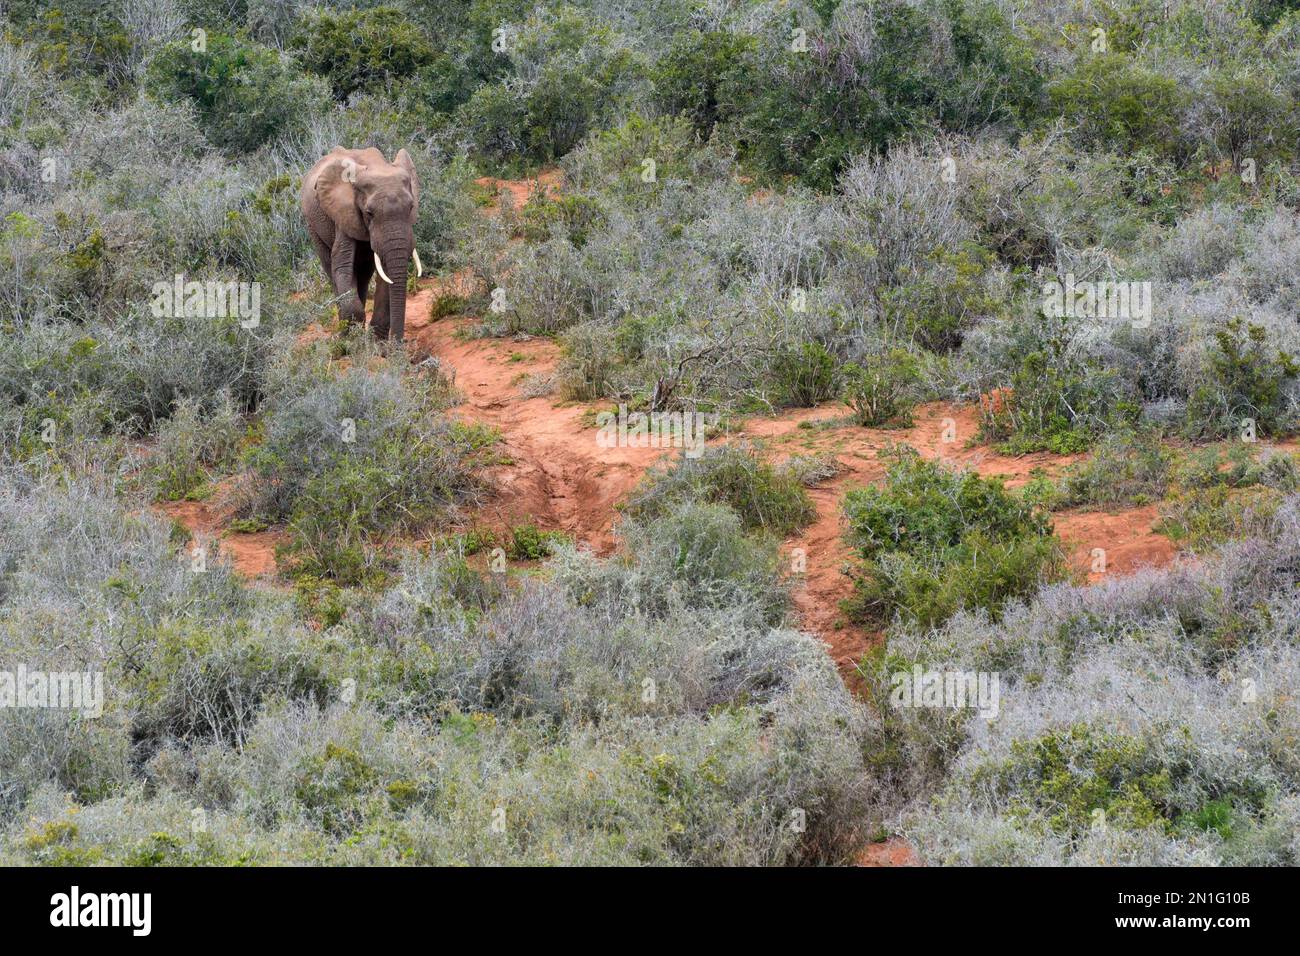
[145, 394, 243, 503]
[227, 517, 270, 534]
[777, 453, 843, 487]
[506, 524, 569, 560]
[244, 365, 486, 585]
[1151, 444, 1299, 551]
[1155, 484, 1285, 552]
[991, 724, 1177, 837]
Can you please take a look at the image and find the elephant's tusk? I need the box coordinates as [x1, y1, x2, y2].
[374, 252, 393, 285]
[412, 248, 423, 278]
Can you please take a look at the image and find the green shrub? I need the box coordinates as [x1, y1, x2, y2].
[650, 29, 755, 134]
[7, 1, 133, 93]
[623, 443, 815, 536]
[1184, 318, 1299, 439]
[988, 724, 1180, 837]
[558, 321, 619, 401]
[1056, 429, 1172, 508]
[721, 0, 1041, 188]
[429, 293, 466, 321]
[452, 7, 648, 169]
[1047, 53, 1187, 158]
[977, 313, 1133, 455]
[843, 446, 1062, 626]
[557, 500, 794, 627]
[842, 350, 922, 427]
[145, 393, 244, 502]
[506, 524, 568, 560]
[291, 7, 438, 101]
[293, 741, 380, 837]
[881, 244, 1001, 353]
[244, 362, 485, 584]
[1155, 484, 1286, 552]
[520, 193, 606, 247]
[146, 35, 327, 154]
[1170, 442, 1300, 492]
[771, 342, 838, 408]
[852, 530, 1065, 630]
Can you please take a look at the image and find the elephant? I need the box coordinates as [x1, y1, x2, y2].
[300, 146, 423, 342]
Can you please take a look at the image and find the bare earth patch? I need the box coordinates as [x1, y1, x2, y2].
[157, 495, 284, 580]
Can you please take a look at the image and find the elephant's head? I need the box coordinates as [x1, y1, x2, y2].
[317, 148, 422, 340]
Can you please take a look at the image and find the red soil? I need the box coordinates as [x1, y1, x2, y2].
[157, 496, 284, 580]
[1055, 504, 1177, 583]
[406, 287, 675, 553]
[473, 169, 564, 215]
[856, 837, 920, 867]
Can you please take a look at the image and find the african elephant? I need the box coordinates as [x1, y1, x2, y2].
[300, 146, 422, 342]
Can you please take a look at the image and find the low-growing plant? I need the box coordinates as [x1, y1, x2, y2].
[144, 393, 244, 502]
[842, 350, 922, 428]
[976, 327, 1130, 456]
[777, 453, 843, 487]
[506, 524, 568, 560]
[623, 443, 814, 536]
[843, 446, 1063, 626]
[428, 293, 466, 321]
[1155, 485, 1286, 552]
[242, 361, 485, 584]
[1184, 318, 1299, 439]
[1056, 429, 1172, 509]
[771, 341, 838, 409]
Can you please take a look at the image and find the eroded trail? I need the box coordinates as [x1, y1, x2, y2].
[401, 291, 1184, 675]
[406, 286, 675, 553]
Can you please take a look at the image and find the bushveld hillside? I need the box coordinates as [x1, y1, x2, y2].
[1, 0, 1299, 866]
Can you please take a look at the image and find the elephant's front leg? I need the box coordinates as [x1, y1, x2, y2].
[354, 241, 374, 317]
[331, 232, 366, 327]
[371, 269, 390, 339]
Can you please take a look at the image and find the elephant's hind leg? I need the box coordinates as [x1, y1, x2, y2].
[310, 233, 350, 324]
[311, 233, 332, 282]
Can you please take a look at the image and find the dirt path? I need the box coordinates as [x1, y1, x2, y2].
[406, 290, 676, 552]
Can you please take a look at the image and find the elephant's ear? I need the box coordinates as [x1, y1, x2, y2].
[394, 148, 420, 219]
[316, 154, 367, 241]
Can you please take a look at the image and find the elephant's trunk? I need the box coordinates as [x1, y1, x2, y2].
[387, 262, 408, 343]
[376, 226, 413, 342]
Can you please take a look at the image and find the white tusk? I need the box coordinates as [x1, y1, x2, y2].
[374, 252, 393, 284]
[412, 247, 423, 278]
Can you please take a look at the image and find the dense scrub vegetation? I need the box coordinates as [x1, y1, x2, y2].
[843, 446, 1064, 628]
[2, 0, 1299, 866]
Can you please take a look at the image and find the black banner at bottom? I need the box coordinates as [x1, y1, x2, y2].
[0, 865, 1281, 942]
